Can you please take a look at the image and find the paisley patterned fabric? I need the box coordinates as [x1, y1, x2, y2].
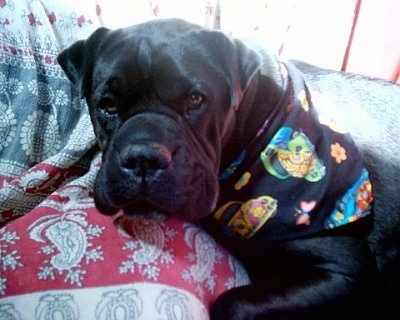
[0, 191, 249, 319]
[0, 1, 249, 319]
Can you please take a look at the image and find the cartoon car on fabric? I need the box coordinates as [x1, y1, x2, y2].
[214, 195, 278, 239]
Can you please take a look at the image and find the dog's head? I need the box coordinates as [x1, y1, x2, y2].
[58, 19, 275, 221]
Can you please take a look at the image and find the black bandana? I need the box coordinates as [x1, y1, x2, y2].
[214, 62, 373, 241]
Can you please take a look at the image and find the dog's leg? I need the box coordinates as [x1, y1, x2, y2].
[209, 236, 377, 320]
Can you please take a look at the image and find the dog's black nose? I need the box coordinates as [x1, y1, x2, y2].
[120, 143, 172, 174]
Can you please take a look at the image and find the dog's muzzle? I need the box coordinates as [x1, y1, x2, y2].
[93, 112, 219, 221]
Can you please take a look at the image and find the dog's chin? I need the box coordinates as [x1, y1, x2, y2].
[123, 201, 171, 218]
[122, 200, 211, 223]
[93, 185, 168, 218]
[97, 196, 199, 222]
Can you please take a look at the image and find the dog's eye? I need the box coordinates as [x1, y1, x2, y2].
[187, 92, 206, 109]
[99, 98, 117, 114]
[189, 92, 205, 108]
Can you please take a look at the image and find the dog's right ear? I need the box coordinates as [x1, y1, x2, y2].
[57, 27, 110, 98]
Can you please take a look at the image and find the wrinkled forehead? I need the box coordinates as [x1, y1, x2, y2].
[92, 25, 226, 90]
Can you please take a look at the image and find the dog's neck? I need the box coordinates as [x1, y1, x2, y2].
[220, 54, 286, 171]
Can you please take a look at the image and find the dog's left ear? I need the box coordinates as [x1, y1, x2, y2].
[57, 27, 110, 98]
[198, 30, 263, 109]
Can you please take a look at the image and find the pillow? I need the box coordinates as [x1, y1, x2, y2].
[0, 160, 249, 318]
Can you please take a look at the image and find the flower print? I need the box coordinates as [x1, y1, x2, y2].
[27, 80, 38, 95]
[54, 89, 69, 106]
[71, 96, 85, 111]
[0, 72, 23, 95]
[0, 102, 17, 151]
[20, 110, 61, 162]
[7, 78, 23, 95]
[330, 142, 347, 164]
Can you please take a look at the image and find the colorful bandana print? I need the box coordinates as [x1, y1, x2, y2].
[214, 62, 373, 240]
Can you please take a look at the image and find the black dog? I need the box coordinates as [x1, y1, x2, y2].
[58, 19, 400, 319]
